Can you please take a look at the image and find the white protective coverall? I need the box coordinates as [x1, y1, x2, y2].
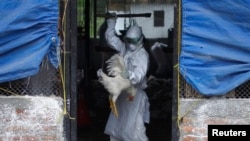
[104, 18, 150, 141]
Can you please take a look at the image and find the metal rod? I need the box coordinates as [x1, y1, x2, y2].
[96, 13, 151, 18]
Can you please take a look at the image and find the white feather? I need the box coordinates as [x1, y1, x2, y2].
[97, 54, 136, 103]
[97, 68, 131, 102]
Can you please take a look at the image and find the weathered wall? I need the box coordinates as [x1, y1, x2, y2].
[0, 96, 64, 141]
[179, 98, 250, 141]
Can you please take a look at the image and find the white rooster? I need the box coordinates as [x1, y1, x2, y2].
[97, 54, 136, 117]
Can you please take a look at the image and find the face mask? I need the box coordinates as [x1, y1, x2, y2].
[126, 43, 137, 51]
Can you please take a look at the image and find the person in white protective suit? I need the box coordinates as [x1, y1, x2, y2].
[103, 16, 150, 141]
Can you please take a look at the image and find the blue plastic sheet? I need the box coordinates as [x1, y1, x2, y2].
[0, 0, 59, 83]
[180, 0, 250, 96]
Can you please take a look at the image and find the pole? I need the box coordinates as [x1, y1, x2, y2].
[96, 13, 152, 18]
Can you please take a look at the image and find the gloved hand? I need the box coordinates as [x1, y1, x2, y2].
[107, 12, 117, 19]
[106, 12, 117, 27]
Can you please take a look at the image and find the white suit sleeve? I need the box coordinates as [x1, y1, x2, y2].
[105, 19, 126, 55]
[128, 49, 149, 88]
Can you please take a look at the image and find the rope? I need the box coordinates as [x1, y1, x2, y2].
[176, 0, 202, 128]
[176, 0, 182, 128]
[0, 87, 19, 96]
[60, 0, 75, 120]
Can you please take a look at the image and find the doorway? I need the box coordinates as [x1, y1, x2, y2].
[76, 0, 175, 140]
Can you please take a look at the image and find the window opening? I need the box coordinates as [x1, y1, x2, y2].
[154, 10, 164, 27]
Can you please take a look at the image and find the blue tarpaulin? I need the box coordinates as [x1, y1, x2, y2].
[180, 0, 250, 96]
[0, 0, 59, 83]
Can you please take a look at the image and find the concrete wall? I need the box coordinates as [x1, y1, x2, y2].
[179, 98, 250, 141]
[0, 96, 64, 141]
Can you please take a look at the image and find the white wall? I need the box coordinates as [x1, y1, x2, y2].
[112, 4, 175, 38]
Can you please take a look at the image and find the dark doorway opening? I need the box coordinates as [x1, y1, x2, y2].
[76, 1, 175, 141]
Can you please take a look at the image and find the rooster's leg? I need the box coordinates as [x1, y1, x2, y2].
[112, 100, 119, 118]
[109, 95, 119, 118]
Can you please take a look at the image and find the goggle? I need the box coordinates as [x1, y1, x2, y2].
[124, 35, 143, 45]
